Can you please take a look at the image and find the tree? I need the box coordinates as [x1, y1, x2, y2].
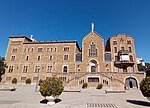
[140, 76, 150, 97]
[0, 56, 7, 82]
[39, 77, 64, 97]
[138, 65, 146, 71]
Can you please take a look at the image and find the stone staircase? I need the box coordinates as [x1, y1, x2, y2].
[51, 72, 125, 91]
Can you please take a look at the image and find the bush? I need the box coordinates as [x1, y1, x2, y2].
[140, 76, 150, 97]
[26, 78, 31, 84]
[38, 79, 43, 86]
[12, 78, 17, 84]
[96, 83, 103, 89]
[82, 83, 88, 89]
[39, 77, 64, 97]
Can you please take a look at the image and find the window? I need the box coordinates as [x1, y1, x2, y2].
[113, 41, 117, 44]
[63, 66, 68, 72]
[26, 56, 29, 61]
[8, 66, 13, 73]
[105, 53, 111, 61]
[23, 66, 28, 73]
[130, 55, 133, 62]
[128, 47, 132, 52]
[64, 47, 69, 52]
[89, 42, 97, 57]
[64, 55, 68, 60]
[50, 48, 53, 52]
[120, 38, 124, 42]
[31, 48, 34, 52]
[49, 55, 52, 61]
[37, 55, 41, 61]
[33, 77, 38, 80]
[6, 77, 11, 81]
[88, 77, 99, 82]
[121, 47, 124, 51]
[11, 56, 15, 61]
[38, 48, 43, 52]
[12, 48, 17, 53]
[127, 40, 131, 44]
[24, 48, 26, 52]
[28, 48, 30, 52]
[46, 48, 49, 52]
[35, 66, 40, 73]
[115, 56, 118, 62]
[54, 48, 57, 52]
[76, 53, 82, 61]
[47, 66, 52, 72]
[114, 47, 117, 53]
[59, 77, 67, 82]
[21, 77, 26, 80]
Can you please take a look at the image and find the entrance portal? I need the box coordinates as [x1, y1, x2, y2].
[88, 60, 98, 72]
[125, 77, 138, 89]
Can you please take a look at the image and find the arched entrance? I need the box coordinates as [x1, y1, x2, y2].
[125, 77, 138, 89]
[88, 60, 98, 72]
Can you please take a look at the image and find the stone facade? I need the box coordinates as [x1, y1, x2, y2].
[2, 30, 144, 90]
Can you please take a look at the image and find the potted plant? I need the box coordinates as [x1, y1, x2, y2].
[82, 83, 88, 89]
[39, 77, 64, 105]
[96, 83, 103, 89]
[26, 78, 31, 84]
[140, 76, 150, 101]
[12, 78, 17, 84]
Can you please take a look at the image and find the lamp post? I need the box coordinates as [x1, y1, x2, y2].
[35, 66, 40, 92]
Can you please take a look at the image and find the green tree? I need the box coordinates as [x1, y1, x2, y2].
[140, 76, 150, 97]
[138, 65, 146, 71]
[0, 57, 7, 82]
[39, 77, 64, 97]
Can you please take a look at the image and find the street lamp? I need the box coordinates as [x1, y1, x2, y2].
[35, 66, 40, 92]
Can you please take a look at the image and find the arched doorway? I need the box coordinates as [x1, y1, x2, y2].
[88, 60, 98, 72]
[125, 77, 138, 89]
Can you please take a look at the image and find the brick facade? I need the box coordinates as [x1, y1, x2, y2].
[2, 30, 144, 90]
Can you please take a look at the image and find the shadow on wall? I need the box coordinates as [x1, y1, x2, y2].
[126, 100, 150, 107]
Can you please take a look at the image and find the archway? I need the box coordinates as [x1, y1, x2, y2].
[88, 60, 98, 72]
[125, 77, 138, 89]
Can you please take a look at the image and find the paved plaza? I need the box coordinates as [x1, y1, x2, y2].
[0, 84, 150, 108]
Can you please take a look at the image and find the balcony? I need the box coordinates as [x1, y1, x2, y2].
[114, 50, 134, 67]
[114, 60, 135, 67]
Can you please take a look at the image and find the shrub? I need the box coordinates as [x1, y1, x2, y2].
[140, 76, 150, 97]
[12, 78, 17, 84]
[38, 79, 43, 86]
[26, 78, 31, 84]
[39, 77, 64, 97]
[96, 83, 103, 89]
[82, 83, 88, 89]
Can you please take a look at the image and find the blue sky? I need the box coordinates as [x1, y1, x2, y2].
[0, 0, 150, 62]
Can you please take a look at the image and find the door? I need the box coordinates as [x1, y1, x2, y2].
[91, 66, 96, 72]
[123, 66, 127, 73]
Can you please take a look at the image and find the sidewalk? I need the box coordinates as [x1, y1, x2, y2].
[0, 84, 149, 108]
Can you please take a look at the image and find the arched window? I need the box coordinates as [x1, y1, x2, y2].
[121, 47, 124, 51]
[37, 55, 41, 61]
[130, 55, 133, 62]
[128, 47, 132, 52]
[114, 47, 117, 53]
[49, 55, 52, 61]
[89, 42, 97, 56]
[63, 66, 68, 73]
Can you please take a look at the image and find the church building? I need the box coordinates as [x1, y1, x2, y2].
[2, 24, 144, 90]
